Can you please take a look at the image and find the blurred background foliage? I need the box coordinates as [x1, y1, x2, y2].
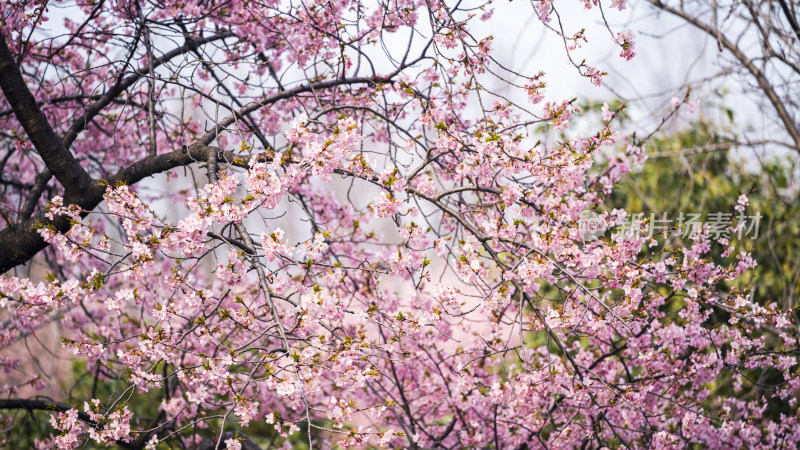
[595, 104, 800, 422]
[606, 116, 800, 313]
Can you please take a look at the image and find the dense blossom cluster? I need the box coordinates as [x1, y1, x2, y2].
[0, 0, 798, 448]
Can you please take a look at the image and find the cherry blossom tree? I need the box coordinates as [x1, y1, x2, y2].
[0, 0, 798, 448]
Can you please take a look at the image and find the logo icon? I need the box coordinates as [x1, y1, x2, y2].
[578, 210, 608, 241]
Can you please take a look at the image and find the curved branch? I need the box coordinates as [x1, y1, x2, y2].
[0, 143, 217, 274]
[0, 398, 135, 449]
[194, 74, 397, 146]
[0, 74, 397, 274]
[61, 31, 235, 148]
[0, 31, 234, 248]
[0, 35, 93, 197]
[649, 0, 800, 152]
[778, 0, 800, 43]
[17, 169, 52, 223]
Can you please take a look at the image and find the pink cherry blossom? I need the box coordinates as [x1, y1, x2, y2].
[0, 1, 796, 449]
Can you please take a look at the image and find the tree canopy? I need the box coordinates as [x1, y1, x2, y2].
[1, 1, 799, 448]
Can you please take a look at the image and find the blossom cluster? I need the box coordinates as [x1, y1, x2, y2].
[0, 0, 798, 449]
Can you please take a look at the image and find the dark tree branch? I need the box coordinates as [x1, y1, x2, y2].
[60, 31, 235, 148]
[193, 74, 398, 146]
[0, 73, 397, 274]
[0, 93, 105, 118]
[778, 0, 800, 43]
[649, 0, 800, 152]
[0, 32, 236, 265]
[17, 169, 52, 223]
[0, 398, 135, 449]
[0, 35, 93, 197]
[0, 143, 217, 274]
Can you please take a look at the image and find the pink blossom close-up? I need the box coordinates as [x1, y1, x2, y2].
[1, 0, 799, 449]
